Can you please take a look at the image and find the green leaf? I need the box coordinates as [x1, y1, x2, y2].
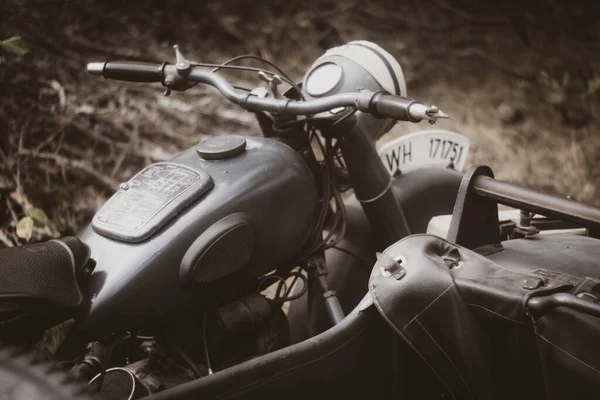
[546, 91, 565, 105]
[45, 220, 60, 238]
[16, 217, 34, 241]
[586, 74, 600, 97]
[27, 207, 50, 227]
[0, 36, 29, 56]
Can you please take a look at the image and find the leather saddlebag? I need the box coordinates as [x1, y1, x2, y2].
[370, 233, 600, 400]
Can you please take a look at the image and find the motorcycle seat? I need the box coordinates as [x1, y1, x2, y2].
[0, 237, 92, 318]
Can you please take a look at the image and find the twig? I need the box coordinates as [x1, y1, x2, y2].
[5, 198, 19, 224]
[0, 230, 14, 247]
[455, 48, 536, 82]
[22, 0, 79, 5]
[111, 119, 139, 177]
[18, 149, 119, 192]
[131, 108, 196, 146]
[48, 80, 67, 108]
[64, 33, 143, 59]
[15, 124, 27, 196]
[34, 115, 77, 153]
[207, 5, 245, 41]
[287, 25, 338, 72]
[13, 21, 84, 70]
[70, 119, 158, 160]
[436, 0, 506, 24]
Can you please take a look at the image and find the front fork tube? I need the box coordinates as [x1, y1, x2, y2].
[334, 118, 411, 247]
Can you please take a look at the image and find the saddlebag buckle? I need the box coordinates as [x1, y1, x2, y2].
[376, 251, 406, 280]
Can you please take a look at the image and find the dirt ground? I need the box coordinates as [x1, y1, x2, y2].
[1, 0, 599, 246]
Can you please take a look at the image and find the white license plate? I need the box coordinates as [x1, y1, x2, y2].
[378, 130, 470, 175]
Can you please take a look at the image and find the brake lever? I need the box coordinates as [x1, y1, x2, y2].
[258, 71, 285, 100]
[174, 45, 191, 73]
[163, 45, 192, 96]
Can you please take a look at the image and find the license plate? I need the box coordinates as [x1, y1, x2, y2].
[378, 130, 470, 175]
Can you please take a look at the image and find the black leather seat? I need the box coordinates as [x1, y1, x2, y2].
[0, 237, 92, 344]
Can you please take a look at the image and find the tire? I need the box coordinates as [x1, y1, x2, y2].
[0, 346, 91, 400]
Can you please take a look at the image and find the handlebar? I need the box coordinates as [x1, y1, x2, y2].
[88, 61, 165, 83]
[87, 60, 448, 123]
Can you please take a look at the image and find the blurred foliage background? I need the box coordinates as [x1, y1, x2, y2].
[1, 0, 599, 246]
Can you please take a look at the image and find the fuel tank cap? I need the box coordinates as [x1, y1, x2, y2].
[197, 135, 246, 160]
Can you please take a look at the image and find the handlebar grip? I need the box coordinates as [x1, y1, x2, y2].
[372, 93, 420, 122]
[87, 61, 165, 83]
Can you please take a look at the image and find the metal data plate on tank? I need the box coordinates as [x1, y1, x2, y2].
[92, 163, 213, 242]
[378, 130, 470, 176]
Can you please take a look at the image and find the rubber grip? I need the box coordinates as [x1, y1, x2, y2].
[373, 94, 418, 121]
[101, 61, 164, 83]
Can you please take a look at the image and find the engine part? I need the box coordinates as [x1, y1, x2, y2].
[205, 293, 291, 369]
[90, 352, 196, 397]
[207, 293, 272, 344]
[89, 368, 150, 400]
[71, 342, 110, 382]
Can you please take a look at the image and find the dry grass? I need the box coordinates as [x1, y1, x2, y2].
[1, 0, 599, 246]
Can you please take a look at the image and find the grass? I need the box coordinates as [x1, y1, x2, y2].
[1, 0, 599, 245]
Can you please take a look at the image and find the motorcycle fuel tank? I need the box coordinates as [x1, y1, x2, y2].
[77, 136, 319, 336]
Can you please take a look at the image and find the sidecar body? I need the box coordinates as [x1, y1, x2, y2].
[149, 165, 600, 400]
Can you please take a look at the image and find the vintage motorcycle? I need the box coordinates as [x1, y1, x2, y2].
[1, 41, 599, 400]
